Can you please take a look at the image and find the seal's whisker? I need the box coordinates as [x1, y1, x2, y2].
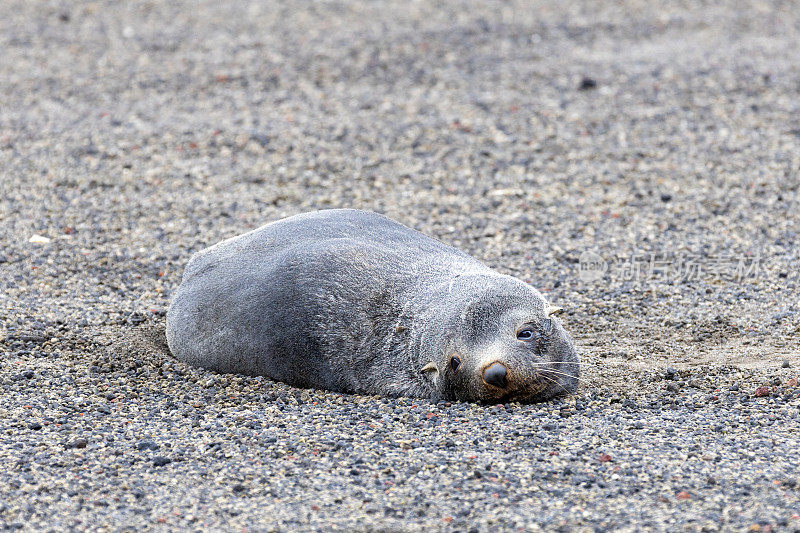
[528, 361, 594, 366]
[537, 368, 589, 386]
[537, 372, 576, 401]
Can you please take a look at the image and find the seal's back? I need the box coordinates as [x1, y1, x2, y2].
[166, 209, 487, 386]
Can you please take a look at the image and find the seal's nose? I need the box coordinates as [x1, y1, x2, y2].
[483, 362, 508, 388]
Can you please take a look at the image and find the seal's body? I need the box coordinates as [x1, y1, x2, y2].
[166, 209, 579, 403]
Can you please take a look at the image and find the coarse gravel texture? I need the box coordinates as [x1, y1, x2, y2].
[2, 0, 800, 531]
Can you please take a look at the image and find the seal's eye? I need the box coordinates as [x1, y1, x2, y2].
[449, 355, 461, 372]
[517, 328, 535, 340]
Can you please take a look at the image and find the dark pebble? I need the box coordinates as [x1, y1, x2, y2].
[578, 76, 597, 90]
[69, 438, 88, 449]
[127, 312, 146, 325]
[137, 439, 160, 451]
[152, 456, 171, 467]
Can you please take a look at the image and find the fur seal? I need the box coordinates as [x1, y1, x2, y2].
[166, 209, 579, 403]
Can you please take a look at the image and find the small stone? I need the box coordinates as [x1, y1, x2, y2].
[781, 359, 790, 368]
[137, 439, 160, 451]
[127, 312, 146, 325]
[28, 234, 51, 244]
[232, 483, 246, 493]
[249, 132, 270, 147]
[29, 422, 42, 430]
[578, 76, 597, 90]
[69, 438, 88, 449]
[660, 193, 672, 202]
[754, 386, 770, 397]
[152, 456, 171, 467]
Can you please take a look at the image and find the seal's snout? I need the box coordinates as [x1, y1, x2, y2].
[483, 362, 508, 389]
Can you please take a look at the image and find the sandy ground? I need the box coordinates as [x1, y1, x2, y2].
[2, 0, 799, 531]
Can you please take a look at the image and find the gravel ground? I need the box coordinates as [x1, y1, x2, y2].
[2, 0, 800, 530]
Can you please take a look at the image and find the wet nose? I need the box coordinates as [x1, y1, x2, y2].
[483, 362, 508, 388]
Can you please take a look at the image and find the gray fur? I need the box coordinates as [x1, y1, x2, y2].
[166, 209, 579, 403]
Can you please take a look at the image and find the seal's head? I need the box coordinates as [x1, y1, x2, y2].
[419, 275, 579, 403]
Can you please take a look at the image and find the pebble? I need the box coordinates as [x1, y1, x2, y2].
[137, 440, 160, 451]
[578, 76, 598, 90]
[67, 438, 88, 449]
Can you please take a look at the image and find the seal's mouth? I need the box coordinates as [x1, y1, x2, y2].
[496, 381, 548, 404]
[490, 371, 577, 404]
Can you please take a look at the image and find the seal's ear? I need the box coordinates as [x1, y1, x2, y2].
[420, 362, 439, 382]
[547, 306, 564, 317]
